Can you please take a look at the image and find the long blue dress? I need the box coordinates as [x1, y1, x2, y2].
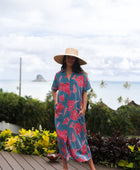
[51, 69, 92, 163]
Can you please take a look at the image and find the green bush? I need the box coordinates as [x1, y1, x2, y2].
[86, 102, 118, 136]
[0, 90, 54, 130]
[86, 101, 140, 136]
[0, 90, 140, 136]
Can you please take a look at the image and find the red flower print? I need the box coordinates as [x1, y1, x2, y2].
[74, 123, 83, 135]
[88, 153, 91, 159]
[72, 133, 76, 142]
[76, 157, 87, 162]
[62, 117, 69, 125]
[59, 82, 71, 97]
[59, 75, 62, 81]
[70, 149, 77, 159]
[76, 75, 84, 87]
[73, 84, 77, 93]
[61, 147, 67, 156]
[67, 137, 71, 146]
[56, 129, 67, 143]
[69, 122, 73, 128]
[68, 100, 75, 111]
[70, 110, 78, 121]
[72, 75, 76, 80]
[56, 122, 60, 128]
[82, 139, 86, 144]
[64, 107, 67, 116]
[55, 112, 63, 118]
[84, 123, 87, 133]
[81, 144, 87, 155]
[56, 103, 64, 112]
[59, 94, 65, 102]
[83, 77, 87, 88]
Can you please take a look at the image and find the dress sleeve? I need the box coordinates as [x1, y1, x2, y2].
[83, 74, 91, 92]
[51, 74, 58, 91]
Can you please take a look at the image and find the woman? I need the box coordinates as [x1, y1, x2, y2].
[51, 48, 96, 170]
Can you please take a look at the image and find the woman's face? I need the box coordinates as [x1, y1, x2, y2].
[66, 56, 76, 67]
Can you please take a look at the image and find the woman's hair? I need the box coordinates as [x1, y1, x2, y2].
[61, 56, 84, 73]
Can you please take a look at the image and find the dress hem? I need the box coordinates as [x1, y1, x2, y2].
[59, 153, 92, 163]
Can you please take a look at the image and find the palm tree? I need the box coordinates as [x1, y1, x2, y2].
[100, 80, 107, 88]
[123, 81, 131, 89]
[87, 88, 97, 99]
[117, 96, 123, 103]
[124, 97, 130, 105]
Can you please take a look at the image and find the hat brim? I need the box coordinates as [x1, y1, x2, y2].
[54, 54, 87, 65]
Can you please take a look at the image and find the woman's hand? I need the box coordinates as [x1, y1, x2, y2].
[79, 108, 86, 116]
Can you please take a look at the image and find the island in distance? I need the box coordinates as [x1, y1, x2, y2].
[32, 74, 46, 82]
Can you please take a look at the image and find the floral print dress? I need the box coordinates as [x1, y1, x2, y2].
[51, 69, 92, 163]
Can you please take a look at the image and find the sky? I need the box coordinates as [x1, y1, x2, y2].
[0, 0, 140, 82]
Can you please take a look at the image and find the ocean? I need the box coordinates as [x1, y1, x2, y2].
[0, 80, 140, 110]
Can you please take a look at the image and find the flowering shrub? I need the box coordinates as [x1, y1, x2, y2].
[0, 129, 12, 150]
[0, 128, 58, 156]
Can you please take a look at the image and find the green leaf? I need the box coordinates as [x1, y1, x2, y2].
[118, 160, 128, 167]
[126, 162, 133, 168]
[135, 155, 140, 160]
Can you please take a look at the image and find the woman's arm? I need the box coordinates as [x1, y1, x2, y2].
[79, 91, 88, 115]
[52, 90, 58, 105]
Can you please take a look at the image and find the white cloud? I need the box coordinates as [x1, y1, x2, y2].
[0, 0, 140, 81]
[119, 58, 133, 70]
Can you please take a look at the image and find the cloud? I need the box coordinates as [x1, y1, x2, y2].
[0, 0, 140, 81]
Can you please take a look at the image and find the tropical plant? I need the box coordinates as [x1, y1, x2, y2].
[117, 96, 123, 103]
[1, 128, 58, 156]
[88, 131, 140, 167]
[100, 80, 107, 88]
[0, 129, 12, 150]
[124, 97, 130, 105]
[123, 81, 131, 89]
[118, 145, 140, 169]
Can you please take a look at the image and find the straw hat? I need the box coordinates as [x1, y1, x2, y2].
[54, 48, 87, 65]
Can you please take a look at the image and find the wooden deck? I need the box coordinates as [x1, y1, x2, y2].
[0, 151, 122, 170]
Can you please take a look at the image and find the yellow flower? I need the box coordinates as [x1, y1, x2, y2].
[26, 130, 33, 138]
[5, 137, 17, 151]
[19, 128, 26, 136]
[47, 149, 56, 154]
[0, 129, 12, 138]
[34, 148, 39, 155]
[138, 147, 140, 152]
[42, 135, 49, 147]
[33, 129, 39, 137]
[128, 145, 135, 152]
[43, 148, 48, 153]
[52, 131, 57, 138]
[19, 129, 33, 137]
[43, 130, 49, 136]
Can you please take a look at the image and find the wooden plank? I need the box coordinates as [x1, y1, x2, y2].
[59, 158, 76, 170]
[10, 152, 34, 170]
[0, 151, 23, 170]
[77, 161, 90, 170]
[0, 152, 12, 170]
[69, 159, 88, 170]
[22, 154, 45, 170]
[42, 157, 63, 170]
[31, 155, 55, 170]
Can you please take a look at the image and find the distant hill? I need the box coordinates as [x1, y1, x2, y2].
[32, 74, 46, 82]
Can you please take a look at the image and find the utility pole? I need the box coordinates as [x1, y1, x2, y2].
[19, 57, 22, 96]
